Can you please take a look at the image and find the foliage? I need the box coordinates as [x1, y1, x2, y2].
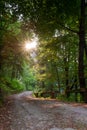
[10, 79, 24, 93]
[22, 62, 37, 91]
[35, 31, 79, 95]
[0, 0, 87, 102]
[57, 93, 83, 103]
[0, 77, 24, 98]
[0, 77, 11, 97]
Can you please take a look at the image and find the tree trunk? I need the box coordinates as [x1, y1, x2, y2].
[75, 79, 78, 102]
[64, 58, 70, 98]
[0, 88, 3, 102]
[54, 64, 61, 93]
[0, 42, 4, 102]
[0, 43, 3, 71]
[78, 0, 87, 102]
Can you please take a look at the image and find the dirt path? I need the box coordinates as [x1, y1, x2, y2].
[0, 91, 87, 130]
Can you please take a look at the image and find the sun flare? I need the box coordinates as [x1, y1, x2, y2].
[25, 39, 37, 50]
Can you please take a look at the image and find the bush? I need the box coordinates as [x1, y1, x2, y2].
[10, 79, 24, 93]
[57, 93, 83, 103]
[0, 77, 24, 102]
[0, 77, 12, 96]
[57, 94, 68, 102]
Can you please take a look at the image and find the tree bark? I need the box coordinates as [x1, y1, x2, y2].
[78, 0, 87, 102]
[0, 88, 3, 102]
[64, 57, 70, 98]
[54, 63, 61, 93]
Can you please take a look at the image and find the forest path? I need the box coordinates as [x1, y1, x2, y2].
[0, 91, 87, 130]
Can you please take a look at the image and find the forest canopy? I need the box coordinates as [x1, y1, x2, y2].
[0, 0, 87, 103]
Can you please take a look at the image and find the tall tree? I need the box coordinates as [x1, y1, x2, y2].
[78, 0, 87, 101]
[1, 0, 87, 101]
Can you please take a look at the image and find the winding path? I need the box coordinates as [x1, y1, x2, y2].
[0, 91, 87, 130]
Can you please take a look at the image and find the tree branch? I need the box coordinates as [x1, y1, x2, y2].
[59, 23, 79, 34]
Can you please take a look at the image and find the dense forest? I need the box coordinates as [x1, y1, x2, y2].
[0, 0, 87, 104]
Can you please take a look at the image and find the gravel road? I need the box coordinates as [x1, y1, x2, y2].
[0, 91, 87, 130]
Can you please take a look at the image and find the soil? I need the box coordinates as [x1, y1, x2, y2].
[0, 91, 87, 130]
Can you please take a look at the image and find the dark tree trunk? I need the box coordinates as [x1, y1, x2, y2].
[54, 63, 61, 93]
[0, 88, 3, 102]
[64, 58, 70, 98]
[78, 0, 87, 102]
[0, 43, 3, 71]
[0, 42, 4, 101]
[11, 55, 18, 80]
[75, 79, 78, 102]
